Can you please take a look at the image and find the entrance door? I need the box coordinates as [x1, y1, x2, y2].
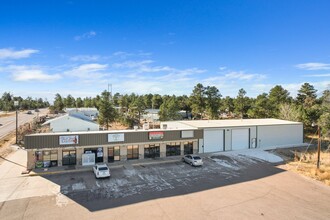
[62, 150, 76, 165]
[84, 148, 104, 163]
[108, 146, 120, 162]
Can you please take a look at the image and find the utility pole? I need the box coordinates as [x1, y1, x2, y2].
[14, 101, 19, 145]
[317, 125, 321, 169]
[108, 83, 112, 102]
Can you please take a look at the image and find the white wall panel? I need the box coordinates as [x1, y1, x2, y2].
[257, 124, 303, 148]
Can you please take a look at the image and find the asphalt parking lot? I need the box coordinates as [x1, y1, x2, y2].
[45, 154, 281, 211]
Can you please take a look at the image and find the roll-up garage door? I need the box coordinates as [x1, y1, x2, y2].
[232, 128, 249, 150]
[203, 129, 224, 153]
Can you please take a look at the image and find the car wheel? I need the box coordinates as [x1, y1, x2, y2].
[190, 162, 193, 166]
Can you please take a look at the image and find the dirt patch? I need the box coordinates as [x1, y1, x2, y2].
[0, 133, 16, 164]
[275, 146, 330, 186]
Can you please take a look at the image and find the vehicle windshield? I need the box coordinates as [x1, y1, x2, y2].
[193, 156, 201, 160]
[98, 167, 108, 171]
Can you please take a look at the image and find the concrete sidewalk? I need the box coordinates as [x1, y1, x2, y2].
[30, 156, 183, 176]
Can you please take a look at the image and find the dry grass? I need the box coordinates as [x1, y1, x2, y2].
[0, 133, 16, 164]
[286, 151, 330, 186]
[0, 112, 15, 118]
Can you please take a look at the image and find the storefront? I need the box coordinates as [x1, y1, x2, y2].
[127, 145, 139, 160]
[166, 142, 181, 156]
[62, 149, 76, 166]
[25, 128, 201, 170]
[184, 141, 193, 155]
[84, 147, 104, 163]
[35, 150, 58, 168]
[144, 144, 160, 158]
[108, 146, 120, 162]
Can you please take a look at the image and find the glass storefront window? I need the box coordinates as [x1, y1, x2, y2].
[35, 150, 58, 168]
[144, 144, 160, 158]
[62, 150, 76, 166]
[127, 145, 139, 160]
[108, 146, 120, 162]
[166, 142, 181, 156]
[184, 142, 193, 155]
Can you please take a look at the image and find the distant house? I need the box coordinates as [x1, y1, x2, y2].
[65, 108, 99, 120]
[142, 109, 160, 121]
[43, 112, 99, 132]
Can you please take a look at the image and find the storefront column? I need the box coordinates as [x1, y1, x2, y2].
[58, 148, 63, 166]
[103, 146, 108, 163]
[27, 150, 35, 170]
[139, 144, 144, 159]
[160, 143, 166, 158]
[193, 141, 198, 154]
[180, 142, 184, 155]
[76, 148, 83, 165]
[120, 145, 127, 161]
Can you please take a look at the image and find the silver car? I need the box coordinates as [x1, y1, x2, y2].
[182, 154, 203, 166]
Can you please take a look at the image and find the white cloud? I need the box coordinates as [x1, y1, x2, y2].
[6, 65, 61, 82]
[303, 73, 330, 77]
[74, 31, 97, 41]
[0, 48, 39, 59]
[224, 71, 266, 80]
[64, 63, 109, 83]
[296, 62, 330, 70]
[219, 66, 227, 71]
[112, 60, 154, 69]
[70, 55, 100, 62]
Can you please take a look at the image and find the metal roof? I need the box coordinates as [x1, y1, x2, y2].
[162, 118, 302, 129]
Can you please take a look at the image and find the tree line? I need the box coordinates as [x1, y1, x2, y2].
[0, 92, 50, 111]
[48, 82, 330, 135]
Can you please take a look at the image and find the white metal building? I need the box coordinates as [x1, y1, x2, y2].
[43, 113, 99, 132]
[161, 119, 303, 153]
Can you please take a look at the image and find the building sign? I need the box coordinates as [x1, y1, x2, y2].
[59, 135, 79, 145]
[82, 153, 95, 166]
[97, 147, 103, 157]
[149, 131, 164, 140]
[108, 133, 124, 142]
[181, 130, 194, 138]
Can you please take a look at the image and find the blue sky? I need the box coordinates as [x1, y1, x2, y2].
[0, 0, 330, 102]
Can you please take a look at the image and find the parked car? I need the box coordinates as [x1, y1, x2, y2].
[27, 110, 32, 114]
[34, 109, 40, 112]
[93, 163, 111, 178]
[182, 154, 203, 166]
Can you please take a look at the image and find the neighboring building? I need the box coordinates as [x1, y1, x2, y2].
[25, 118, 303, 170]
[142, 109, 160, 121]
[65, 108, 99, 120]
[42, 112, 99, 132]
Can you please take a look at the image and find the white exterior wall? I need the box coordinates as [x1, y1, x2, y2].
[257, 124, 303, 148]
[50, 116, 99, 132]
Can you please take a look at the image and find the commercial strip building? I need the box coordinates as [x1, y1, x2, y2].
[24, 118, 303, 170]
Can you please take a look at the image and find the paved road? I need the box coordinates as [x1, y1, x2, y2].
[0, 109, 48, 140]
[0, 148, 330, 220]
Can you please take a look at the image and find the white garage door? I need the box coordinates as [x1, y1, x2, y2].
[203, 129, 224, 153]
[232, 129, 249, 150]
